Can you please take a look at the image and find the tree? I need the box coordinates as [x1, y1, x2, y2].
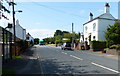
[54, 35, 62, 44]
[43, 37, 55, 44]
[34, 38, 39, 44]
[105, 21, 120, 47]
[54, 30, 63, 36]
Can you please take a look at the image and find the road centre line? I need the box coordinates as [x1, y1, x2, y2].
[61, 52, 67, 55]
[70, 55, 83, 60]
[64, 53, 67, 55]
[91, 62, 119, 73]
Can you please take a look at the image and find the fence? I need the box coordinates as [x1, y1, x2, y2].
[0, 26, 13, 61]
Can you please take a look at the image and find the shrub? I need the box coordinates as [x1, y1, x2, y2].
[90, 41, 106, 51]
[110, 44, 120, 50]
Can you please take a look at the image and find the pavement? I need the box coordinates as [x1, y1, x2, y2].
[2, 46, 42, 75]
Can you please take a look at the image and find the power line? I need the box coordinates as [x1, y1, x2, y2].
[27, 1, 88, 19]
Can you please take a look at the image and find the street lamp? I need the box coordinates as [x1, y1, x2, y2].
[9, 1, 22, 56]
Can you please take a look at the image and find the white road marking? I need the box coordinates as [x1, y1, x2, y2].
[64, 53, 67, 55]
[70, 55, 83, 60]
[91, 62, 119, 73]
[70, 55, 73, 56]
[29, 57, 38, 59]
[61, 52, 67, 55]
[38, 56, 39, 58]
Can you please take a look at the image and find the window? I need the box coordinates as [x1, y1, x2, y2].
[93, 36, 96, 40]
[85, 26, 87, 33]
[93, 23, 96, 31]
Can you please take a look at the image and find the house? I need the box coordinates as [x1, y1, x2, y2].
[26, 33, 34, 45]
[8, 19, 26, 40]
[83, 3, 115, 45]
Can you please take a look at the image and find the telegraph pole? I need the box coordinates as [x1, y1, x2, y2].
[11, 0, 16, 56]
[72, 23, 74, 48]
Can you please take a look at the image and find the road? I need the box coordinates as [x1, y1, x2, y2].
[32, 45, 119, 75]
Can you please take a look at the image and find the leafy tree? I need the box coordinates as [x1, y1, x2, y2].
[54, 30, 63, 36]
[105, 21, 120, 47]
[43, 37, 55, 44]
[63, 31, 69, 34]
[34, 38, 39, 44]
[54, 35, 62, 44]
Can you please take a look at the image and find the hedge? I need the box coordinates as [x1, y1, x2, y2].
[90, 40, 106, 51]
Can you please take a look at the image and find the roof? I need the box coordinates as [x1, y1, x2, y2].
[83, 13, 115, 25]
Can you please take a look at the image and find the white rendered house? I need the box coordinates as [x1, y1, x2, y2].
[83, 3, 115, 45]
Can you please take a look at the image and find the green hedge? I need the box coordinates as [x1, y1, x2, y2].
[90, 40, 106, 51]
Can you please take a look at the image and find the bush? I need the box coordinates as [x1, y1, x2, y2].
[90, 41, 106, 51]
[110, 44, 120, 50]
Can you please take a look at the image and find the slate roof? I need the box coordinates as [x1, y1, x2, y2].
[83, 13, 115, 25]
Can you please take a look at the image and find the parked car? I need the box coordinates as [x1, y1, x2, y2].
[61, 42, 73, 50]
[39, 42, 46, 45]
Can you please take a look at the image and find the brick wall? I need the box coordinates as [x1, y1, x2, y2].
[106, 49, 120, 55]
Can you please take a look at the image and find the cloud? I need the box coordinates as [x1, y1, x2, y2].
[26, 29, 55, 40]
[80, 10, 85, 14]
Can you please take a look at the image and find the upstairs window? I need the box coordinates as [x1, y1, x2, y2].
[93, 23, 96, 31]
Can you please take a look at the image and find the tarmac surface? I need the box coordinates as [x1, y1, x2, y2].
[2, 45, 119, 76]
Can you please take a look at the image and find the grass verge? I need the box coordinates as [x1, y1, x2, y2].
[12, 56, 23, 59]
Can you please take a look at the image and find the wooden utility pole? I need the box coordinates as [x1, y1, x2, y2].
[72, 23, 74, 48]
[10, 0, 16, 56]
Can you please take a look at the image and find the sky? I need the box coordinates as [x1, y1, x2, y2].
[1, 0, 119, 40]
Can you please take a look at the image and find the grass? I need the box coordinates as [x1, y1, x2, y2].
[2, 68, 16, 75]
[12, 56, 23, 59]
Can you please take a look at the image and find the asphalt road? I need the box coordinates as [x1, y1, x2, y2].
[33, 45, 119, 75]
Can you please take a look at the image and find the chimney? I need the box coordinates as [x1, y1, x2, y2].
[104, 3, 110, 14]
[89, 12, 93, 21]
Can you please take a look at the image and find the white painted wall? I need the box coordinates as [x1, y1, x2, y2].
[23, 29, 26, 40]
[8, 20, 26, 40]
[98, 19, 115, 41]
[84, 19, 98, 44]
